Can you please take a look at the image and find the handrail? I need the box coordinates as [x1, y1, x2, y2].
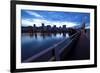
[23, 31, 80, 62]
[59, 31, 80, 54]
[50, 31, 80, 61]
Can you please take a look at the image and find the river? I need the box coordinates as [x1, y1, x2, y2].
[21, 33, 69, 62]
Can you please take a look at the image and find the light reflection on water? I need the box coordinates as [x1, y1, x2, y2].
[21, 33, 69, 61]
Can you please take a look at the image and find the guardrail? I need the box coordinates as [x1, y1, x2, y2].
[23, 31, 81, 62]
[50, 31, 80, 61]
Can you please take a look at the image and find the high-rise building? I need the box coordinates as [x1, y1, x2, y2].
[62, 25, 66, 32]
[33, 24, 37, 32]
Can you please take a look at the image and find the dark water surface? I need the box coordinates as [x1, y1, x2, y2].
[21, 33, 69, 61]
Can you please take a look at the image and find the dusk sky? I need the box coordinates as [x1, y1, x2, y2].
[21, 10, 90, 28]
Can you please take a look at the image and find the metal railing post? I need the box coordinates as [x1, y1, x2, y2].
[54, 45, 60, 61]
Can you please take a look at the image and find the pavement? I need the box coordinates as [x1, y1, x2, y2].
[65, 31, 90, 60]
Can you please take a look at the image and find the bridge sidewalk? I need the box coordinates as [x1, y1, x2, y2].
[66, 31, 90, 60]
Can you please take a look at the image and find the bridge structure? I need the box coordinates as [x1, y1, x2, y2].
[23, 20, 90, 62]
[23, 29, 89, 62]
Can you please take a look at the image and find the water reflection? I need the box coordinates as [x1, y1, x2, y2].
[21, 32, 69, 61]
[22, 32, 69, 39]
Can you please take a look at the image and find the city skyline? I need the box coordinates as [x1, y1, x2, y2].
[21, 10, 90, 28]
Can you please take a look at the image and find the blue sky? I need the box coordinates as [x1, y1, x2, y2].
[21, 10, 90, 28]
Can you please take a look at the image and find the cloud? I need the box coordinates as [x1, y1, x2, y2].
[25, 11, 43, 18]
[85, 26, 90, 29]
[22, 19, 33, 26]
[22, 18, 79, 28]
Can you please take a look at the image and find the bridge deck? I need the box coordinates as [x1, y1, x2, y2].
[23, 31, 90, 62]
[64, 31, 90, 60]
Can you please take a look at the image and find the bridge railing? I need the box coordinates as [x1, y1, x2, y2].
[23, 31, 81, 62]
[50, 31, 80, 61]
